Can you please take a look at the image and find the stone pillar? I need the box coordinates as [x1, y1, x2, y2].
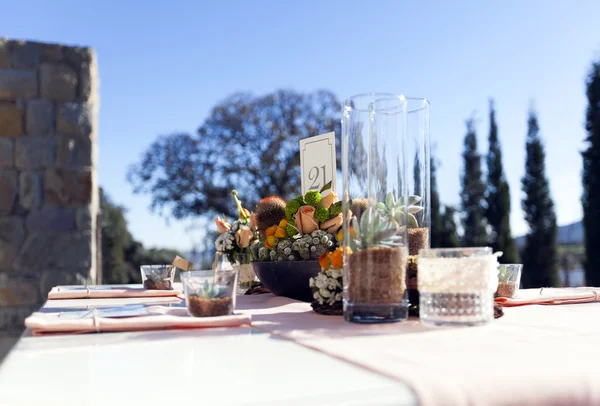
[0, 38, 99, 343]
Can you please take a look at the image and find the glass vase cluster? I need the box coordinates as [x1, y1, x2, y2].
[341, 93, 410, 323]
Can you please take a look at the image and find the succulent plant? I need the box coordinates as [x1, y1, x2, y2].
[349, 206, 401, 251]
[255, 196, 287, 231]
[191, 279, 229, 299]
[145, 266, 172, 282]
[376, 193, 423, 229]
[498, 265, 513, 283]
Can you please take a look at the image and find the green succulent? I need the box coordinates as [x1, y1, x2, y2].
[145, 266, 172, 282]
[498, 265, 513, 283]
[192, 279, 229, 299]
[376, 193, 423, 229]
[350, 206, 401, 251]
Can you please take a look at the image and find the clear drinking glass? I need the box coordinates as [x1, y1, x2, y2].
[342, 93, 409, 323]
[496, 264, 523, 298]
[418, 247, 499, 326]
[140, 265, 176, 290]
[181, 270, 238, 317]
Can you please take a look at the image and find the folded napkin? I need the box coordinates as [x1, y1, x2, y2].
[25, 305, 251, 335]
[496, 287, 600, 307]
[48, 286, 182, 300]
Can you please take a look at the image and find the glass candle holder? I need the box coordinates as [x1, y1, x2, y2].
[417, 247, 499, 326]
[181, 270, 238, 317]
[140, 265, 176, 290]
[342, 93, 409, 323]
[496, 264, 523, 298]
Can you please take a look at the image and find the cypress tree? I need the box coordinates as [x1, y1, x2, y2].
[413, 151, 422, 195]
[582, 62, 600, 286]
[440, 205, 460, 248]
[430, 155, 444, 247]
[521, 109, 558, 288]
[486, 99, 518, 263]
[460, 118, 488, 246]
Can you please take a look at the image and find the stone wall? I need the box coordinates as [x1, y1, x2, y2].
[0, 38, 99, 344]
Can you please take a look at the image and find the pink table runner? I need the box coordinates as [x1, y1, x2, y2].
[237, 291, 600, 406]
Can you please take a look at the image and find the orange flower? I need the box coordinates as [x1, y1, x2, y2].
[265, 235, 278, 249]
[274, 227, 287, 238]
[265, 225, 278, 237]
[330, 249, 343, 269]
[319, 252, 331, 270]
[336, 227, 356, 242]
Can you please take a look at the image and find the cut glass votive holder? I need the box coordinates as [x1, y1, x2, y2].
[495, 264, 523, 298]
[140, 265, 176, 290]
[417, 247, 499, 326]
[181, 270, 238, 317]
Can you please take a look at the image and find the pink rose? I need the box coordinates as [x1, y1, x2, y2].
[295, 205, 319, 234]
[215, 217, 231, 234]
[320, 191, 339, 209]
[235, 226, 253, 248]
[320, 213, 343, 234]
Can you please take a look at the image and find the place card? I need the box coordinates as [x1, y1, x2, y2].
[299, 131, 337, 195]
[173, 255, 194, 271]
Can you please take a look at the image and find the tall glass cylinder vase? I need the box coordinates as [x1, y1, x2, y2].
[342, 93, 409, 323]
[405, 98, 430, 313]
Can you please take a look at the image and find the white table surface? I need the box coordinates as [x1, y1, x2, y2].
[0, 289, 418, 406]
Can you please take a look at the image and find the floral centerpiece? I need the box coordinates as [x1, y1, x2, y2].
[214, 190, 259, 292]
[309, 247, 346, 315]
[250, 182, 342, 262]
[247, 183, 343, 302]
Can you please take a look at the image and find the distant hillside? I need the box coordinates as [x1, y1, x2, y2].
[516, 221, 583, 247]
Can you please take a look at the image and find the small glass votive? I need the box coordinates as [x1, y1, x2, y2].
[418, 247, 499, 326]
[496, 264, 523, 298]
[141, 265, 176, 290]
[181, 270, 238, 317]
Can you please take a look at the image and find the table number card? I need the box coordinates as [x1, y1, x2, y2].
[299, 132, 337, 195]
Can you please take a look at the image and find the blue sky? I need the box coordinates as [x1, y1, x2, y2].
[3, 0, 599, 251]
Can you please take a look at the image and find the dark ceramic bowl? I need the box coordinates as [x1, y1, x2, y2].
[252, 261, 321, 302]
